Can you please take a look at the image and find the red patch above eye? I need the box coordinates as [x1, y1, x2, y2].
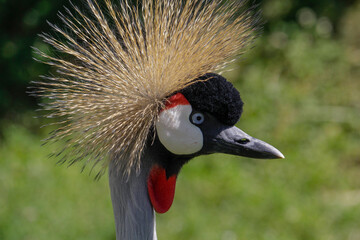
[162, 93, 190, 111]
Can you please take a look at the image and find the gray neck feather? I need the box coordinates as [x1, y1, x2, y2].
[109, 157, 157, 240]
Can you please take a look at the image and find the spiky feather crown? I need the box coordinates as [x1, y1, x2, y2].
[32, 0, 258, 176]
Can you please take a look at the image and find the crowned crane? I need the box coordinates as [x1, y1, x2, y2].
[32, 0, 284, 239]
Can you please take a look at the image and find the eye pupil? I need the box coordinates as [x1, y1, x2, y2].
[192, 112, 204, 125]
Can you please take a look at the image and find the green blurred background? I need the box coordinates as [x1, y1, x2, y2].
[1, 0, 360, 239]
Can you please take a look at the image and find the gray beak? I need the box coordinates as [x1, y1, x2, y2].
[210, 125, 284, 159]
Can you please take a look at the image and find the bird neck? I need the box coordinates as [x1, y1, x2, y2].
[108, 138, 192, 240]
[109, 157, 157, 240]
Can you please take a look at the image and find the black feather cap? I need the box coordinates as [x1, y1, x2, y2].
[180, 73, 243, 126]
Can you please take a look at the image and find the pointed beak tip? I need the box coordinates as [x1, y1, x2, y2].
[272, 148, 285, 159]
[277, 152, 285, 159]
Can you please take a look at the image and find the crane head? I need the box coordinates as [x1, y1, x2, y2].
[149, 73, 284, 213]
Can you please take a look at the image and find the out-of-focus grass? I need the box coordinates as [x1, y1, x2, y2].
[0, 121, 115, 240]
[1, 2, 360, 240]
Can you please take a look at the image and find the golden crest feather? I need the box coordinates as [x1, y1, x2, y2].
[32, 0, 258, 177]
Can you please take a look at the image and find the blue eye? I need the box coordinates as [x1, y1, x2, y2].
[191, 112, 204, 125]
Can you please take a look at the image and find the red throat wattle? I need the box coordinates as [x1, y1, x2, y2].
[147, 165, 177, 213]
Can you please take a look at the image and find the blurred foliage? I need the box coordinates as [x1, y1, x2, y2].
[1, 0, 360, 239]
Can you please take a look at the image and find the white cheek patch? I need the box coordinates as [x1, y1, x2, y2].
[156, 105, 203, 155]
